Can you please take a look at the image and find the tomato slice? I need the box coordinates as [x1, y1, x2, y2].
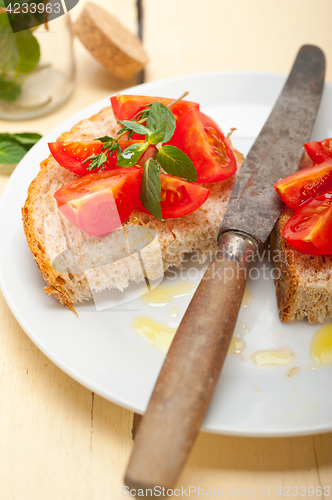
[304, 138, 332, 163]
[48, 139, 150, 176]
[137, 173, 210, 218]
[282, 190, 332, 255]
[111, 95, 199, 123]
[168, 109, 237, 183]
[54, 168, 142, 237]
[274, 159, 332, 210]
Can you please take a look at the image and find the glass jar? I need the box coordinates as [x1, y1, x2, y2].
[0, 11, 75, 120]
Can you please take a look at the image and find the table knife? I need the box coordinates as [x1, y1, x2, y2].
[125, 45, 325, 493]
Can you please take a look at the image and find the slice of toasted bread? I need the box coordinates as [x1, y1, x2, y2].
[271, 155, 332, 323]
[23, 106, 243, 311]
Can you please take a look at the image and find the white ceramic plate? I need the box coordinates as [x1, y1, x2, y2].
[1, 72, 332, 437]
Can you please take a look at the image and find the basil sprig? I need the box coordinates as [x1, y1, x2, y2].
[87, 94, 197, 220]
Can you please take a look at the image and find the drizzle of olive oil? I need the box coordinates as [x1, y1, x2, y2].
[169, 306, 180, 317]
[141, 281, 195, 307]
[241, 287, 253, 307]
[236, 322, 250, 335]
[310, 324, 332, 366]
[132, 316, 176, 352]
[228, 338, 246, 354]
[252, 349, 294, 367]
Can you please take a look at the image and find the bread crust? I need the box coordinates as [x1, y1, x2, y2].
[22, 107, 116, 311]
[271, 206, 332, 323]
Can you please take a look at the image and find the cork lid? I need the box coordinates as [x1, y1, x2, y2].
[74, 2, 149, 80]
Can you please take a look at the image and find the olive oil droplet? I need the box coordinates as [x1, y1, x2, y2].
[252, 349, 294, 367]
[228, 338, 246, 354]
[310, 324, 332, 366]
[141, 281, 195, 307]
[241, 287, 253, 307]
[132, 316, 176, 352]
[169, 306, 180, 317]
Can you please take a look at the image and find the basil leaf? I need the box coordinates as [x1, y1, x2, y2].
[0, 12, 19, 73]
[11, 132, 41, 145]
[0, 75, 21, 102]
[156, 145, 197, 182]
[117, 120, 150, 137]
[0, 132, 41, 149]
[116, 142, 148, 167]
[146, 102, 176, 142]
[15, 29, 40, 74]
[0, 13, 40, 76]
[140, 158, 163, 220]
[0, 140, 27, 164]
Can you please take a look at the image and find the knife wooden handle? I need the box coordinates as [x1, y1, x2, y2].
[125, 233, 257, 492]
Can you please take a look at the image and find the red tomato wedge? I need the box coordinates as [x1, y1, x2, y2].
[168, 109, 237, 183]
[304, 138, 332, 164]
[48, 139, 152, 176]
[137, 173, 210, 218]
[54, 168, 142, 237]
[283, 190, 332, 255]
[274, 159, 332, 211]
[110, 94, 199, 122]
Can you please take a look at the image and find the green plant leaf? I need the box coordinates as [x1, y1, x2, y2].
[156, 145, 197, 182]
[0, 140, 27, 164]
[0, 132, 41, 148]
[117, 142, 148, 168]
[146, 102, 176, 143]
[147, 122, 172, 145]
[140, 158, 163, 220]
[10, 132, 42, 147]
[96, 135, 113, 143]
[0, 12, 19, 73]
[0, 8, 40, 82]
[15, 29, 40, 74]
[0, 74, 21, 102]
[117, 120, 151, 137]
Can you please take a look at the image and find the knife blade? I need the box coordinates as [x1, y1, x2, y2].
[125, 45, 325, 494]
[219, 44, 325, 246]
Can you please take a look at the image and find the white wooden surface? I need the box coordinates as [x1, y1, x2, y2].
[1, 1, 332, 498]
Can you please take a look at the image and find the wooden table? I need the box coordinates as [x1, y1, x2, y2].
[1, 1, 332, 498]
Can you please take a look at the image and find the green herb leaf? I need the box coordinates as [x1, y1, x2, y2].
[96, 135, 113, 143]
[10, 132, 42, 145]
[140, 158, 163, 220]
[117, 120, 151, 137]
[0, 11, 19, 74]
[0, 75, 21, 102]
[132, 105, 152, 122]
[0, 12, 40, 76]
[156, 145, 197, 182]
[117, 142, 148, 168]
[0, 140, 27, 164]
[15, 29, 40, 74]
[147, 122, 172, 145]
[146, 102, 176, 143]
[0, 132, 41, 148]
